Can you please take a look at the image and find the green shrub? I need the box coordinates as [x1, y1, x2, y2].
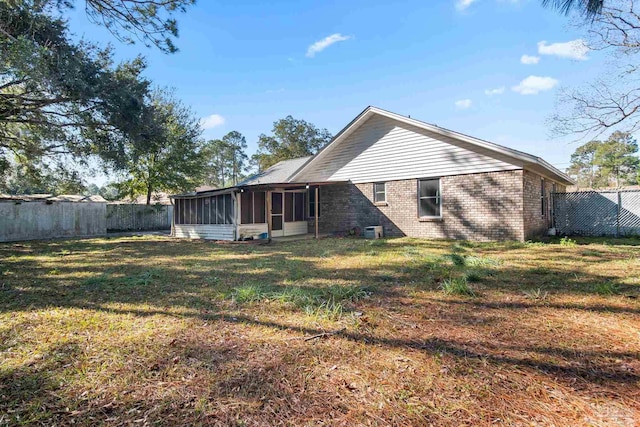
[439, 277, 476, 296]
[559, 236, 577, 247]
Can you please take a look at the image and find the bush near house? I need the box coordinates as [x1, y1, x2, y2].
[1, 236, 639, 425]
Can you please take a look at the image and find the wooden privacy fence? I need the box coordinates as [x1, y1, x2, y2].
[106, 204, 173, 232]
[553, 190, 640, 237]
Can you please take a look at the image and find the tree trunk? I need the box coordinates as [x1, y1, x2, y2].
[146, 185, 152, 205]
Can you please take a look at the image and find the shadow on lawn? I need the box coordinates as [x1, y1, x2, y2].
[1, 237, 640, 402]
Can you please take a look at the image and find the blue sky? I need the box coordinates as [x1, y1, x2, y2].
[66, 0, 608, 183]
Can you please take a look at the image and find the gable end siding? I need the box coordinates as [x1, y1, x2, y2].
[297, 115, 522, 184]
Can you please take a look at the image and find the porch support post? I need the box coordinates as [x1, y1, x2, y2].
[266, 190, 272, 243]
[314, 186, 319, 239]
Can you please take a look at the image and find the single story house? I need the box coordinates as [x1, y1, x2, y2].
[171, 106, 574, 241]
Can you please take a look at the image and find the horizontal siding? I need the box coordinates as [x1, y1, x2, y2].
[284, 221, 307, 236]
[298, 115, 521, 183]
[174, 224, 235, 240]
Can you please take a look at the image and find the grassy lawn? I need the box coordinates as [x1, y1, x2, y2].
[1, 235, 639, 426]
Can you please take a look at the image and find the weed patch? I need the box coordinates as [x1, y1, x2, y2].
[439, 277, 477, 297]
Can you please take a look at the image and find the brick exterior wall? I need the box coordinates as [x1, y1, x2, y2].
[523, 170, 566, 240]
[310, 170, 527, 241]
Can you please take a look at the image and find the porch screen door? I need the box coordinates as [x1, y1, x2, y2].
[271, 192, 284, 236]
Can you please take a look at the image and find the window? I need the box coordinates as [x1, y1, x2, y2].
[374, 182, 386, 203]
[541, 178, 546, 216]
[418, 178, 441, 217]
[174, 194, 235, 225]
[308, 187, 320, 218]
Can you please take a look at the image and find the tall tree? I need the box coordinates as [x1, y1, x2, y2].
[111, 89, 206, 204]
[1, 0, 151, 176]
[222, 131, 248, 185]
[202, 138, 229, 188]
[567, 140, 602, 188]
[593, 131, 639, 187]
[252, 116, 332, 171]
[202, 131, 248, 188]
[567, 131, 639, 188]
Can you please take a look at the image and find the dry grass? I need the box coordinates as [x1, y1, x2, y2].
[1, 235, 639, 426]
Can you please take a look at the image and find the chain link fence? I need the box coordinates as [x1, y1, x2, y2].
[553, 190, 640, 237]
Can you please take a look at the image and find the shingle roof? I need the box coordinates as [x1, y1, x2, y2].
[237, 156, 312, 186]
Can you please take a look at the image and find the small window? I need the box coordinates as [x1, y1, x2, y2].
[309, 187, 320, 218]
[541, 178, 546, 217]
[374, 182, 386, 203]
[418, 178, 441, 217]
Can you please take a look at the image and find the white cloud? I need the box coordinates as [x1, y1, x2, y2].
[455, 99, 472, 109]
[484, 87, 505, 96]
[200, 114, 225, 129]
[520, 54, 540, 65]
[456, 0, 477, 11]
[306, 33, 351, 57]
[512, 75, 559, 95]
[537, 39, 589, 60]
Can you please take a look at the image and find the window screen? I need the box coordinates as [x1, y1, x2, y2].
[241, 191, 252, 224]
[294, 193, 305, 221]
[285, 193, 294, 222]
[224, 194, 233, 224]
[253, 192, 265, 223]
[418, 179, 440, 217]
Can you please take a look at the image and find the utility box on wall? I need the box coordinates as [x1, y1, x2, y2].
[364, 225, 383, 239]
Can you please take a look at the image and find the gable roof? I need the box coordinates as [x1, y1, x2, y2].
[290, 106, 574, 185]
[237, 156, 312, 186]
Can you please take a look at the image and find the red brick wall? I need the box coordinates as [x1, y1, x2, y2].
[313, 170, 526, 241]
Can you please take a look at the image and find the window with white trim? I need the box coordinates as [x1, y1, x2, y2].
[374, 182, 386, 203]
[418, 178, 441, 217]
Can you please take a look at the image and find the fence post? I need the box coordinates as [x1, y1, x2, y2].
[616, 191, 621, 237]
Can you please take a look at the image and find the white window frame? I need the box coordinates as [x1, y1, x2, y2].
[374, 182, 386, 203]
[418, 178, 442, 218]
